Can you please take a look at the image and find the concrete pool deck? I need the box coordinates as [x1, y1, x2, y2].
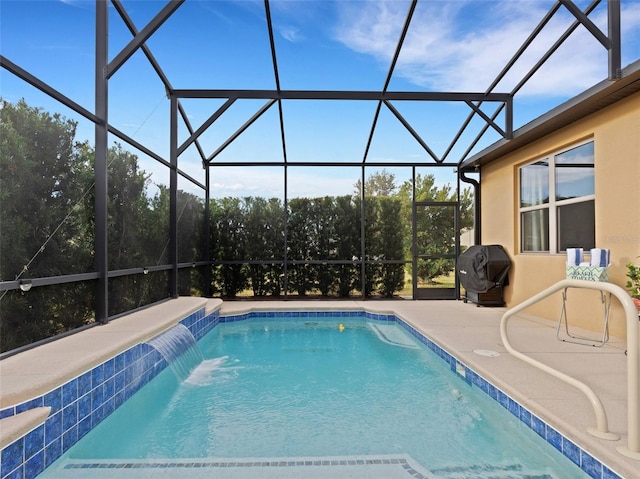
[0, 297, 638, 478]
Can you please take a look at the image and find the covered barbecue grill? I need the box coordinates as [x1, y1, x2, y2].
[457, 245, 511, 306]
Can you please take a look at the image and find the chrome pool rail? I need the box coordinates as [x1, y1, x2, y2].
[500, 279, 640, 461]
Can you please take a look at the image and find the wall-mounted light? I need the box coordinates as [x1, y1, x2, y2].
[19, 279, 32, 292]
[143, 267, 149, 275]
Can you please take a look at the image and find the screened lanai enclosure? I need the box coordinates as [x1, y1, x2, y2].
[0, 0, 632, 354]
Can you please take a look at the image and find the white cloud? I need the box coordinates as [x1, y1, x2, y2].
[334, 0, 640, 97]
[209, 168, 281, 199]
[333, 0, 411, 56]
[212, 182, 246, 192]
[278, 25, 303, 43]
[207, 166, 357, 199]
[59, 0, 91, 8]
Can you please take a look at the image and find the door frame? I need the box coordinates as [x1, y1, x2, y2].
[412, 201, 460, 300]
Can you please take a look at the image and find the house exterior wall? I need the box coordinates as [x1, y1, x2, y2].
[480, 91, 640, 338]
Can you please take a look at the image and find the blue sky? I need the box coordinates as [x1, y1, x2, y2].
[1, 0, 640, 199]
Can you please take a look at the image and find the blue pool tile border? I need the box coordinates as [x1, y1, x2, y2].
[0, 307, 623, 479]
[392, 315, 623, 479]
[0, 307, 220, 479]
[220, 310, 396, 324]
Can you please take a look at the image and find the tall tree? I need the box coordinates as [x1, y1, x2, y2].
[354, 169, 398, 198]
[287, 198, 316, 295]
[311, 196, 336, 296]
[106, 144, 169, 315]
[0, 99, 94, 351]
[175, 188, 205, 296]
[377, 197, 406, 296]
[107, 144, 154, 270]
[361, 195, 381, 296]
[210, 197, 248, 297]
[333, 195, 360, 297]
[244, 196, 284, 296]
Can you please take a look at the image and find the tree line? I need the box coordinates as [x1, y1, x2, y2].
[210, 173, 473, 299]
[0, 99, 205, 352]
[0, 98, 472, 353]
[210, 194, 405, 298]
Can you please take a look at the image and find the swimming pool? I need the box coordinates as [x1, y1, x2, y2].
[35, 313, 594, 478]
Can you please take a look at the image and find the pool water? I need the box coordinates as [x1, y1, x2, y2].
[42, 317, 589, 478]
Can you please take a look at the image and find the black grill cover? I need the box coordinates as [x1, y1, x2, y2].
[457, 245, 511, 293]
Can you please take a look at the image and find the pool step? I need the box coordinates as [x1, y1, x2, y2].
[41, 457, 560, 479]
[41, 454, 437, 478]
[429, 463, 555, 479]
[369, 323, 419, 348]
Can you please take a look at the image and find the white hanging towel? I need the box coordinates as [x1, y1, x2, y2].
[590, 248, 610, 267]
[566, 248, 583, 265]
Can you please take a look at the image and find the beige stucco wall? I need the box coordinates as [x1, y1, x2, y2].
[481, 90, 640, 338]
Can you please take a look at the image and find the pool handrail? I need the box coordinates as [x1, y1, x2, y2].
[500, 279, 640, 460]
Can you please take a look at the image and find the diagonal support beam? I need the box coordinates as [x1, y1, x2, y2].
[264, 0, 282, 92]
[1, 55, 99, 123]
[178, 98, 237, 156]
[384, 100, 440, 163]
[512, 0, 600, 95]
[559, 0, 610, 48]
[111, 0, 209, 162]
[206, 99, 277, 163]
[111, 0, 175, 88]
[363, 0, 417, 164]
[460, 103, 506, 163]
[560, 0, 621, 80]
[264, 0, 288, 164]
[447, 2, 560, 163]
[464, 101, 507, 138]
[382, 0, 417, 93]
[106, 0, 185, 79]
[178, 103, 208, 165]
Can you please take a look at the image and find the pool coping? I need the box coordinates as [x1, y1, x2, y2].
[0, 297, 222, 452]
[0, 297, 636, 479]
[0, 297, 221, 411]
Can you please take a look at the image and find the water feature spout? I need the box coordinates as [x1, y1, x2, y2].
[146, 324, 203, 382]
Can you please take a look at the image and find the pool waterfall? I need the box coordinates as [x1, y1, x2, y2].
[146, 324, 203, 382]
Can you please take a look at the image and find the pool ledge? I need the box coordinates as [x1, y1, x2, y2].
[0, 407, 51, 450]
[0, 296, 222, 410]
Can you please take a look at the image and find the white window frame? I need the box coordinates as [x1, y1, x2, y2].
[519, 140, 595, 254]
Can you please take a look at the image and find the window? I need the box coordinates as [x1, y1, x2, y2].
[519, 141, 595, 253]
